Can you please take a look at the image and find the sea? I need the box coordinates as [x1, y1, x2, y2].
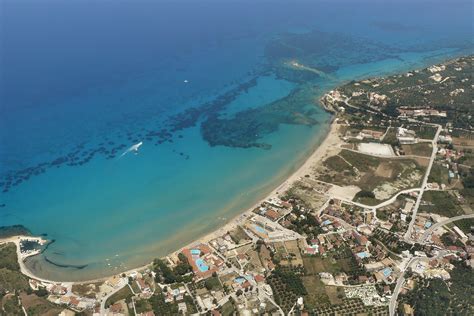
[1, 0, 472, 281]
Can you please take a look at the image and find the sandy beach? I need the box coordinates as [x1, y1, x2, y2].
[0, 119, 342, 285]
[182, 119, 341, 248]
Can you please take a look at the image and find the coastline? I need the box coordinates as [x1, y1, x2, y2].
[0, 117, 341, 285]
[2, 49, 469, 285]
[5, 51, 466, 284]
[170, 117, 340, 254]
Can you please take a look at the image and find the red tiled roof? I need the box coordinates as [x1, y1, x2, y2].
[70, 296, 80, 307]
[358, 275, 368, 282]
[265, 209, 280, 220]
[110, 303, 122, 313]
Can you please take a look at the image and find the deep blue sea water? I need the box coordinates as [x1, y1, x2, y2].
[1, 0, 472, 280]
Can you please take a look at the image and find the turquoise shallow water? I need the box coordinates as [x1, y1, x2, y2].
[1, 0, 473, 281]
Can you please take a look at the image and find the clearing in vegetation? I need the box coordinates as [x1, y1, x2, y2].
[316, 149, 426, 203]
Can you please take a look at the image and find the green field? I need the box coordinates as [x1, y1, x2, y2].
[419, 191, 464, 218]
[428, 163, 450, 185]
[0, 243, 20, 271]
[0, 243, 29, 293]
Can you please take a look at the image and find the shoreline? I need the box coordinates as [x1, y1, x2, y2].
[0, 117, 341, 285]
[1, 50, 467, 285]
[169, 116, 340, 255]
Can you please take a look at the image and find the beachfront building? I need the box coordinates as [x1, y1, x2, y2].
[181, 244, 224, 280]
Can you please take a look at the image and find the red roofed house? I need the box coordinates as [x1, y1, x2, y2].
[352, 231, 368, 246]
[69, 296, 80, 308]
[255, 275, 265, 283]
[137, 278, 151, 293]
[264, 209, 280, 221]
[110, 303, 123, 314]
[319, 246, 326, 255]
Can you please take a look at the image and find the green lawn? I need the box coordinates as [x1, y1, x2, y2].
[428, 163, 450, 185]
[419, 191, 464, 218]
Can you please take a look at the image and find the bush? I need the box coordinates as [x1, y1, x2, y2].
[355, 190, 375, 199]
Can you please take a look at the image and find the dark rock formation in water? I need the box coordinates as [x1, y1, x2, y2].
[44, 257, 88, 270]
[0, 225, 31, 238]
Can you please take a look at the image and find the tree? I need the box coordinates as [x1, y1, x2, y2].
[355, 190, 375, 199]
[34, 287, 48, 297]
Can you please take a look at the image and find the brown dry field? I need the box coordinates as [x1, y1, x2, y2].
[452, 136, 474, 148]
[20, 293, 63, 316]
[375, 162, 394, 178]
[401, 143, 433, 157]
[246, 249, 264, 271]
[325, 286, 344, 305]
[302, 276, 331, 308]
[258, 245, 272, 264]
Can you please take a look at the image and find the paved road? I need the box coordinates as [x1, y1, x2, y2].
[389, 260, 412, 316]
[337, 188, 420, 210]
[387, 124, 444, 316]
[99, 279, 127, 315]
[421, 214, 474, 242]
[389, 251, 449, 316]
[257, 285, 284, 315]
[342, 147, 431, 160]
[404, 125, 441, 241]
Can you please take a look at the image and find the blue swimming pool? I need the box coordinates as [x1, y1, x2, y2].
[356, 252, 368, 259]
[383, 267, 392, 277]
[191, 249, 201, 256]
[195, 258, 209, 272]
[322, 219, 332, 226]
[254, 225, 265, 234]
[235, 277, 246, 284]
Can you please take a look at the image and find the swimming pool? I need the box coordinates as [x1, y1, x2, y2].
[356, 251, 368, 259]
[195, 258, 209, 272]
[322, 219, 332, 226]
[191, 249, 201, 256]
[382, 267, 392, 277]
[254, 225, 266, 234]
[235, 277, 246, 284]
